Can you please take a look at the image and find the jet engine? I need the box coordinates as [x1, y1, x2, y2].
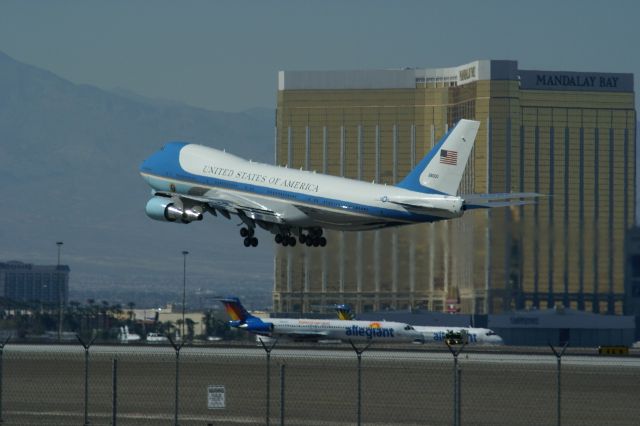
[145, 196, 204, 223]
[239, 318, 274, 335]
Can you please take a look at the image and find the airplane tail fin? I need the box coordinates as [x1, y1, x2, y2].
[334, 304, 355, 320]
[396, 119, 480, 195]
[219, 296, 274, 335]
[219, 296, 254, 322]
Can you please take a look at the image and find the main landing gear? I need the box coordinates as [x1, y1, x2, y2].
[274, 233, 297, 247]
[274, 228, 326, 248]
[299, 228, 327, 247]
[240, 227, 258, 247]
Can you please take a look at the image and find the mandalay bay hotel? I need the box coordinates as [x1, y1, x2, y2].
[273, 60, 635, 315]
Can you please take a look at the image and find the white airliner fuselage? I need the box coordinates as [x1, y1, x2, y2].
[414, 326, 504, 345]
[250, 318, 422, 344]
[220, 297, 422, 343]
[140, 119, 537, 247]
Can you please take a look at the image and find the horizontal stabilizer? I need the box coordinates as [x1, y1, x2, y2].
[386, 195, 462, 218]
[461, 192, 543, 203]
[464, 200, 537, 210]
[462, 192, 543, 210]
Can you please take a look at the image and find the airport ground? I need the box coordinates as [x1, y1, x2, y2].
[2, 344, 639, 425]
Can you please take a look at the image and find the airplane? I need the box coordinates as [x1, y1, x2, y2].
[219, 297, 423, 344]
[118, 325, 141, 343]
[139, 119, 540, 248]
[334, 304, 504, 346]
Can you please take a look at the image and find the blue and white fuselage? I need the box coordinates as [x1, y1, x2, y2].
[415, 326, 504, 345]
[220, 297, 422, 343]
[140, 119, 538, 247]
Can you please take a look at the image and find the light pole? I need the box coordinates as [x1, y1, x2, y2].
[181, 250, 189, 342]
[56, 241, 64, 342]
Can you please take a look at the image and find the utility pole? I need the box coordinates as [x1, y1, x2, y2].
[181, 250, 189, 342]
[56, 241, 64, 342]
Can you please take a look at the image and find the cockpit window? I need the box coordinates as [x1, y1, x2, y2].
[404, 325, 415, 331]
[486, 331, 496, 336]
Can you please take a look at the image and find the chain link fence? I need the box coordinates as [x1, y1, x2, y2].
[0, 342, 638, 425]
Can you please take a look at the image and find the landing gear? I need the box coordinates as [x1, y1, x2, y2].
[240, 227, 255, 238]
[243, 237, 258, 247]
[275, 234, 296, 247]
[240, 227, 258, 248]
[299, 228, 327, 248]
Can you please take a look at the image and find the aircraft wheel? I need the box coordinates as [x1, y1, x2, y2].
[251, 237, 258, 247]
[305, 239, 313, 247]
[289, 237, 297, 247]
[243, 238, 251, 247]
[312, 238, 320, 247]
[282, 238, 289, 247]
[275, 234, 283, 244]
[319, 237, 327, 247]
[299, 234, 307, 244]
[240, 227, 249, 237]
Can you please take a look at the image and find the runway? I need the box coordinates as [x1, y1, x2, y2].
[2, 344, 639, 425]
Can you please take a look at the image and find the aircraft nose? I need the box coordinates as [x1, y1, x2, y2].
[140, 150, 160, 173]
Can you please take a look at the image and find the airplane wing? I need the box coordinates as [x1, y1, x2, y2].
[461, 192, 543, 210]
[282, 330, 331, 342]
[156, 190, 285, 224]
[293, 204, 351, 224]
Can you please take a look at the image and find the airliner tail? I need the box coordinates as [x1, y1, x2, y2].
[396, 119, 480, 195]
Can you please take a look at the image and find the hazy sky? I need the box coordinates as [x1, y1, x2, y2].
[1, 0, 638, 112]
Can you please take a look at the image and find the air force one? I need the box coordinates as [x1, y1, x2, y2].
[220, 297, 422, 344]
[334, 305, 504, 346]
[140, 119, 540, 247]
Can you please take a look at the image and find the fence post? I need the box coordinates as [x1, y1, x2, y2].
[279, 363, 285, 426]
[77, 334, 97, 426]
[445, 339, 467, 426]
[0, 337, 10, 424]
[167, 333, 184, 426]
[549, 342, 569, 426]
[348, 340, 372, 426]
[112, 358, 118, 426]
[258, 337, 278, 426]
[457, 366, 462, 426]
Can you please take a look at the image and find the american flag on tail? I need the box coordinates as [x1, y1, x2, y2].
[439, 149, 458, 165]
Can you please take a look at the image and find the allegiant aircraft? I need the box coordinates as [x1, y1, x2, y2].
[220, 297, 422, 344]
[140, 119, 539, 247]
[335, 305, 504, 345]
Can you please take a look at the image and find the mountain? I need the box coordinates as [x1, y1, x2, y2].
[0, 51, 276, 308]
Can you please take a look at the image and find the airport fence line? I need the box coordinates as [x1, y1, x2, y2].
[0, 342, 639, 425]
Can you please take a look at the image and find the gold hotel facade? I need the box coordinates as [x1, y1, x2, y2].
[273, 60, 636, 315]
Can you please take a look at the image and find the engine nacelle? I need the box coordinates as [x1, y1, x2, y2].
[239, 318, 274, 335]
[145, 196, 204, 223]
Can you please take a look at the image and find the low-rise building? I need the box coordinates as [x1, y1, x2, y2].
[0, 261, 69, 306]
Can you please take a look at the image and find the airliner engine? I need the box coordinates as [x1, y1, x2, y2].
[238, 318, 274, 334]
[145, 196, 203, 223]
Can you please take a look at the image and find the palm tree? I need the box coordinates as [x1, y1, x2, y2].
[101, 300, 109, 331]
[127, 302, 135, 322]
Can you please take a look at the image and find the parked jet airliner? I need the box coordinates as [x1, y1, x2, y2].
[220, 297, 422, 344]
[334, 305, 504, 345]
[140, 119, 539, 247]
